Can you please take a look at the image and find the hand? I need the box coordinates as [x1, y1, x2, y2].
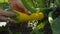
[0, 9, 17, 23]
[9, 0, 31, 15]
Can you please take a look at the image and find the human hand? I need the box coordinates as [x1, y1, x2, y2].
[9, 0, 31, 15]
[0, 9, 17, 23]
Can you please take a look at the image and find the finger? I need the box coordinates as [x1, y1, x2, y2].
[15, 0, 31, 14]
[0, 16, 8, 22]
[9, 0, 31, 15]
[0, 16, 17, 23]
[7, 18, 17, 23]
[0, 9, 17, 17]
[9, 0, 25, 11]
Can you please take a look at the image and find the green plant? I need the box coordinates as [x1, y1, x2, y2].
[0, 0, 60, 34]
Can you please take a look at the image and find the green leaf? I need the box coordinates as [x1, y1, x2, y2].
[0, 0, 8, 3]
[21, 0, 46, 13]
[48, 11, 60, 34]
[30, 30, 43, 34]
[55, 0, 60, 5]
[37, 0, 46, 8]
[51, 16, 60, 34]
[30, 22, 46, 34]
[21, 0, 37, 13]
[48, 12, 54, 25]
[26, 0, 35, 8]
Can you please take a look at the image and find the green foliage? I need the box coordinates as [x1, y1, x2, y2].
[21, 0, 46, 13]
[0, 0, 8, 3]
[54, 0, 60, 5]
[48, 11, 60, 34]
[30, 22, 46, 34]
[0, 0, 60, 34]
[51, 16, 60, 34]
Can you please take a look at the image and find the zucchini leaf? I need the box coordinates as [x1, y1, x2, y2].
[51, 16, 60, 34]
